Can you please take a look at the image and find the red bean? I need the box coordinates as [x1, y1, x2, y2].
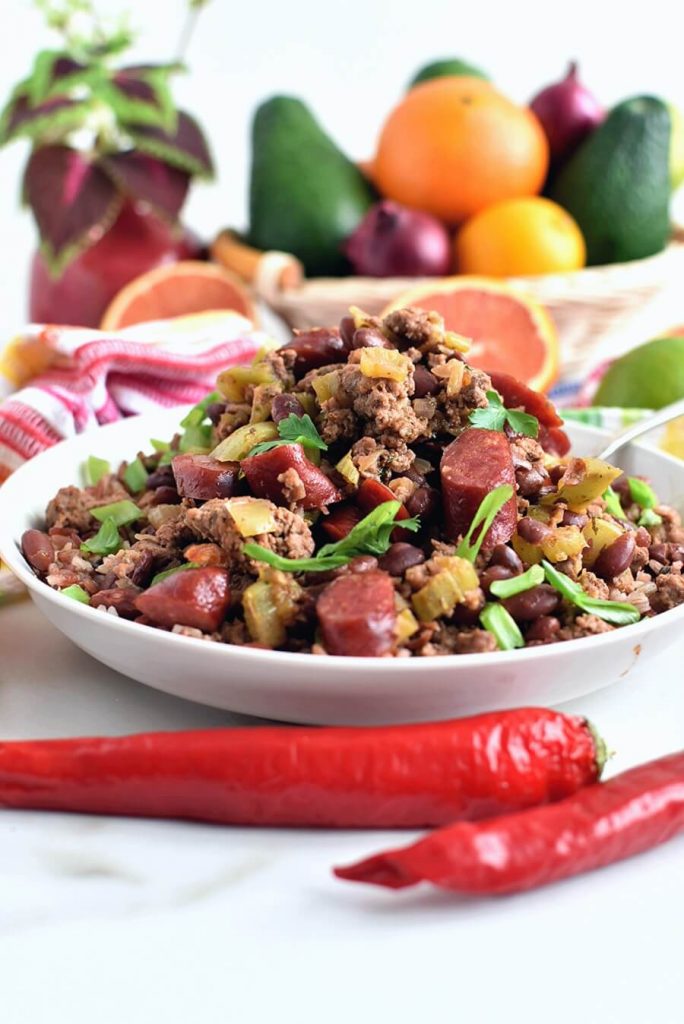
[503, 585, 560, 622]
[21, 529, 55, 574]
[515, 467, 550, 499]
[526, 615, 561, 642]
[594, 532, 636, 581]
[378, 543, 425, 576]
[206, 401, 227, 426]
[151, 486, 182, 506]
[285, 328, 349, 376]
[339, 315, 356, 347]
[272, 393, 305, 424]
[479, 565, 514, 595]
[129, 550, 156, 588]
[349, 555, 379, 574]
[413, 365, 441, 397]
[517, 517, 553, 544]
[405, 485, 439, 521]
[351, 327, 393, 350]
[562, 510, 589, 528]
[648, 543, 669, 564]
[490, 545, 523, 574]
[146, 464, 175, 490]
[635, 527, 652, 548]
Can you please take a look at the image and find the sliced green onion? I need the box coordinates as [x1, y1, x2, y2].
[603, 486, 626, 520]
[628, 477, 659, 509]
[479, 603, 524, 650]
[90, 499, 141, 527]
[61, 584, 90, 604]
[150, 438, 171, 452]
[179, 422, 213, 453]
[150, 562, 200, 587]
[638, 508, 663, 528]
[489, 564, 544, 599]
[123, 457, 149, 494]
[80, 517, 121, 556]
[82, 455, 110, 487]
[455, 485, 514, 564]
[542, 559, 640, 626]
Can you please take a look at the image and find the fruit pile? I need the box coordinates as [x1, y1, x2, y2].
[248, 60, 684, 280]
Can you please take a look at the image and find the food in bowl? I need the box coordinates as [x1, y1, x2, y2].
[21, 307, 684, 657]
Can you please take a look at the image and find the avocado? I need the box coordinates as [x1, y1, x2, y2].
[248, 96, 375, 277]
[550, 96, 671, 266]
[408, 58, 489, 89]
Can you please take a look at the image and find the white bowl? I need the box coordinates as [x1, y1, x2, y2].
[2, 409, 684, 725]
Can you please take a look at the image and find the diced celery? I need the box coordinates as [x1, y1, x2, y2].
[263, 568, 303, 626]
[359, 348, 411, 382]
[211, 421, 278, 462]
[216, 364, 277, 403]
[311, 371, 341, 405]
[442, 331, 471, 354]
[243, 580, 285, 647]
[61, 584, 90, 604]
[82, 455, 110, 487]
[541, 526, 587, 563]
[250, 384, 282, 424]
[543, 458, 622, 511]
[512, 533, 542, 566]
[395, 606, 419, 642]
[335, 451, 360, 487]
[90, 499, 141, 526]
[582, 518, 624, 568]
[296, 392, 317, 417]
[411, 557, 478, 623]
[123, 457, 149, 494]
[225, 497, 278, 537]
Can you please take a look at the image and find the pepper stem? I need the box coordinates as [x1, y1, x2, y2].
[587, 720, 610, 778]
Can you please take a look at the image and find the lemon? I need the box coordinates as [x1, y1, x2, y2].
[670, 103, 684, 189]
[593, 336, 684, 409]
[661, 417, 684, 458]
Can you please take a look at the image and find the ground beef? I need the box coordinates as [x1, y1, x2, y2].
[560, 613, 615, 640]
[384, 308, 445, 349]
[318, 405, 357, 445]
[510, 435, 551, 498]
[650, 570, 684, 613]
[439, 366, 491, 435]
[262, 348, 297, 389]
[350, 437, 415, 480]
[45, 474, 129, 532]
[579, 570, 610, 600]
[336, 356, 428, 447]
[186, 499, 315, 568]
[214, 402, 251, 442]
[426, 626, 498, 655]
[278, 467, 307, 506]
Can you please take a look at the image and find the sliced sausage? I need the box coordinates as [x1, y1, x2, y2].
[316, 571, 396, 657]
[241, 444, 342, 510]
[440, 428, 517, 549]
[355, 477, 413, 541]
[538, 424, 571, 457]
[320, 503, 362, 542]
[134, 567, 231, 632]
[172, 454, 239, 501]
[488, 371, 564, 428]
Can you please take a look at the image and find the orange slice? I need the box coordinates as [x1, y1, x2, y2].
[100, 261, 255, 331]
[381, 276, 559, 392]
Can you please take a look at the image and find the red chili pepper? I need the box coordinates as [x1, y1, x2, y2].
[334, 751, 684, 894]
[0, 709, 604, 829]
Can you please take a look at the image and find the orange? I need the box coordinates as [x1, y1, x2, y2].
[455, 197, 586, 276]
[373, 78, 549, 224]
[100, 261, 255, 331]
[381, 277, 559, 392]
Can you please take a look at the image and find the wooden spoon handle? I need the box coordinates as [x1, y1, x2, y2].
[211, 230, 304, 301]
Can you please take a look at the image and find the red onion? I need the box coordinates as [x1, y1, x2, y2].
[530, 62, 604, 164]
[343, 200, 451, 277]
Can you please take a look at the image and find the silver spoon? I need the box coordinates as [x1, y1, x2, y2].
[596, 398, 684, 462]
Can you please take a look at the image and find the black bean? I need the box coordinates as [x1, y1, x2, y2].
[21, 529, 55, 574]
[515, 467, 550, 499]
[526, 615, 561, 642]
[413, 365, 441, 398]
[146, 464, 175, 490]
[517, 517, 553, 544]
[378, 543, 425, 576]
[503, 585, 560, 622]
[490, 545, 523, 574]
[594, 532, 636, 581]
[479, 565, 514, 595]
[351, 327, 393, 350]
[272, 393, 305, 424]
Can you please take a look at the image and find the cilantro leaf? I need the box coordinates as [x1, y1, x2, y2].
[244, 500, 420, 573]
[455, 484, 514, 564]
[469, 391, 539, 439]
[542, 560, 640, 626]
[489, 564, 544, 599]
[247, 413, 328, 459]
[480, 603, 524, 650]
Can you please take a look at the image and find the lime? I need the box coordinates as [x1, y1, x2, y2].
[593, 336, 684, 408]
[670, 103, 684, 189]
[408, 58, 489, 90]
[661, 417, 684, 458]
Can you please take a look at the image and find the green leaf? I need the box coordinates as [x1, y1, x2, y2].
[128, 111, 214, 179]
[245, 501, 420, 573]
[542, 560, 640, 626]
[638, 508, 663, 528]
[82, 454, 110, 486]
[1, 94, 94, 147]
[177, 391, 218, 453]
[61, 583, 91, 604]
[248, 413, 327, 458]
[603, 486, 626, 520]
[150, 562, 200, 587]
[479, 603, 524, 650]
[80, 516, 120, 556]
[93, 69, 176, 132]
[27, 50, 64, 105]
[455, 484, 514, 564]
[469, 391, 539, 439]
[489, 564, 544, 599]
[90, 499, 141, 527]
[123, 456, 148, 494]
[628, 477, 659, 510]
[150, 438, 171, 452]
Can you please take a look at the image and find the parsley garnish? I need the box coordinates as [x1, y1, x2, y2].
[469, 391, 539, 438]
[480, 603, 524, 650]
[542, 560, 640, 626]
[455, 484, 514, 564]
[489, 564, 544, 599]
[178, 391, 220, 454]
[244, 500, 419, 572]
[247, 413, 328, 458]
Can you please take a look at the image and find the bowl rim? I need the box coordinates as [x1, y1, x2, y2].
[2, 409, 683, 674]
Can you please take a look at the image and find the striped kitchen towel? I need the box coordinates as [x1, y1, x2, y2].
[0, 311, 266, 482]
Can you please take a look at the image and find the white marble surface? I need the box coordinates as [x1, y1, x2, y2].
[1, 598, 683, 1024]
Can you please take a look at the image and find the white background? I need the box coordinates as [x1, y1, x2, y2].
[1, 0, 683, 335]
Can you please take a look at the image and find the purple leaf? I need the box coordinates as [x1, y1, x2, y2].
[1, 95, 91, 143]
[100, 152, 189, 220]
[128, 111, 214, 179]
[24, 146, 122, 275]
[102, 66, 176, 131]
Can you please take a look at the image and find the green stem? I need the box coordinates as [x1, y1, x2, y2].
[587, 719, 610, 779]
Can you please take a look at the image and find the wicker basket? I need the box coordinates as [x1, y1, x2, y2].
[211, 230, 684, 380]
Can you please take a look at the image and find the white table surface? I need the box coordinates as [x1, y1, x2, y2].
[1, 597, 683, 1024]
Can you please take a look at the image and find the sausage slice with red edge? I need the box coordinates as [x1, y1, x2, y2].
[440, 428, 517, 549]
[242, 444, 342, 510]
[172, 454, 239, 501]
[135, 567, 231, 632]
[317, 571, 397, 657]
